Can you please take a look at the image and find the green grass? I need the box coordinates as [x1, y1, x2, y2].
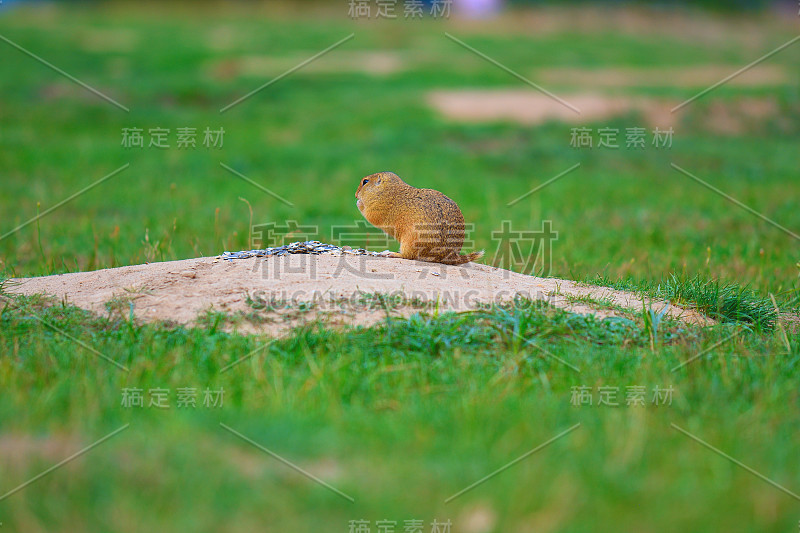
[585, 273, 783, 330]
[1, 292, 798, 531]
[1, 3, 799, 532]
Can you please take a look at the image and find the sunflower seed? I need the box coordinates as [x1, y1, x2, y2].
[220, 241, 382, 261]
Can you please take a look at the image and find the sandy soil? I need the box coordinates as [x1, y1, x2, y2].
[6, 255, 714, 336]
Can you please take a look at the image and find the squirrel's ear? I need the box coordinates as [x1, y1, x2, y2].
[377, 177, 382, 184]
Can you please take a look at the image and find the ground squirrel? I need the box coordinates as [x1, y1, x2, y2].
[355, 171, 484, 265]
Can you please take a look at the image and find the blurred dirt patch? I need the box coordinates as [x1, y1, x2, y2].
[427, 90, 781, 132]
[537, 65, 787, 88]
[451, 7, 787, 50]
[207, 51, 405, 81]
[78, 28, 139, 53]
[79, 28, 140, 53]
[39, 82, 125, 106]
[427, 90, 676, 127]
[699, 97, 780, 135]
[0, 433, 83, 474]
[207, 25, 240, 52]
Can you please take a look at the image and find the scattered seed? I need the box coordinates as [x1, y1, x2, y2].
[220, 241, 382, 261]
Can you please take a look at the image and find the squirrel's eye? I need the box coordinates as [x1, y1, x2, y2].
[362, 179, 369, 185]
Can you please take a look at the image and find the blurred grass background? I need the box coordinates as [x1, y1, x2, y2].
[0, 1, 798, 295]
[1, 2, 799, 532]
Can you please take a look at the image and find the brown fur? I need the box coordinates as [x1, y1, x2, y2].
[355, 171, 484, 265]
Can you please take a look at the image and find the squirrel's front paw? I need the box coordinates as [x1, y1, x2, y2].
[378, 250, 402, 258]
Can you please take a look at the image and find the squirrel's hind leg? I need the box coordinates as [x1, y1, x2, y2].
[398, 237, 425, 261]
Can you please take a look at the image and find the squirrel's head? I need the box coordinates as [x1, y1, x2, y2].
[355, 171, 405, 212]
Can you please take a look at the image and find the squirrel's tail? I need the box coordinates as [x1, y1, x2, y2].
[450, 250, 484, 265]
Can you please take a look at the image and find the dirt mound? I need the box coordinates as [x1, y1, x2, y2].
[6, 255, 713, 335]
